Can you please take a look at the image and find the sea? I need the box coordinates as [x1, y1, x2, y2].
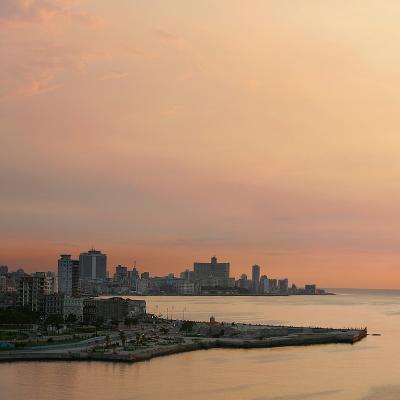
[1, 289, 399, 400]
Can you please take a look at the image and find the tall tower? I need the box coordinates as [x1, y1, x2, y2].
[79, 248, 107, 281]
[58, 254, 80, 297]
[252, 264, 261, 294]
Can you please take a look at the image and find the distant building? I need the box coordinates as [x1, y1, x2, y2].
[193, 256, 230, 287]
[17, 275, 46, 313]
[137, 278, 150, 294]
[0, 276, 7, 292]
[176, 280, 195, 295]
[0, 291, 17, 309]
[260, 275, 270, 293]
[94, 297, 146, 322]
[0, 266, 8, 275]
[237, 274, 252, 291]
[141, 272, 150, 280]
[58, 255, 80, 297]
[83, 298, 97, 324]
[79, 248, 107, 281]
[45, 293, 64, 316]
[128, 267, 140, 291]
[252, 265, 260, 294]
[269, 279, 278, 293]
[114, 265, 128, 283]
[305, 284, 316, 294]
[33, 272, 57, 295]
[278, 278, 289, 294]
[63, 296, 84, 321]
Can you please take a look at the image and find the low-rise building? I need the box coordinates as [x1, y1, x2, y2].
[94, 297, 146, 322]
[305, 284, 316, 294]
[176, 280, 195, 295]
[83, 298, 97, 324]
[0, 276, 7, 292]
[63, 296, 84, 321]
[45, 293, 64, 316]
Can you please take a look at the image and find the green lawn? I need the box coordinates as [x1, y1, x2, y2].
[0, 331, 29, 340]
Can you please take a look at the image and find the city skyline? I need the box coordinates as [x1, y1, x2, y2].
[3, 1, 400, 289]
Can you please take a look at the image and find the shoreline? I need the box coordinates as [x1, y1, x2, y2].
[0, 328, 367, 364]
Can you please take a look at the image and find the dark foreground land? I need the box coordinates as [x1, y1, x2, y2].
[0, 317, 367, 363]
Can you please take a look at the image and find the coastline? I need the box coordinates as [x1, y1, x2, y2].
[0, 327, 367, 364]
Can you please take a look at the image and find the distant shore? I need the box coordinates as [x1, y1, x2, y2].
[100, 292, 336, 297]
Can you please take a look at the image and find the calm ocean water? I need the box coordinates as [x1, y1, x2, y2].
[2, 289, 400, 400]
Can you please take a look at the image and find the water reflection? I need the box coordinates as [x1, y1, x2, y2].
[0, 289, 399, 400]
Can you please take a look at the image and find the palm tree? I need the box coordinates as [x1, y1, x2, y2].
[119, 331, 127, 349]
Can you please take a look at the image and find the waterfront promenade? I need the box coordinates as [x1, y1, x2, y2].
[0, 319, 367, 364]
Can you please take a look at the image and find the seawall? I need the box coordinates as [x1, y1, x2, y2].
[0, 329, 367, 364]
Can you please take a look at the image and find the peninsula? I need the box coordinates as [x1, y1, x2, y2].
[0, 314, 367, 364]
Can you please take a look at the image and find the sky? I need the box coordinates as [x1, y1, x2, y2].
[2, 0, 400, 288]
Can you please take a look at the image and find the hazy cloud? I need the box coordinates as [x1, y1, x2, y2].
[362, 385, 400, 400]
[100, 71, 129, 81]
[0, 0, 103, 28]
[155, 29, 190, 49]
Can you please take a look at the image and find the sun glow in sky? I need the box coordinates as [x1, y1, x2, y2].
[2, 0, 400, 287]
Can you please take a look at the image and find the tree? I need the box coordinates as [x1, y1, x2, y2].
[119, 330, 127, 349]
[94, 316, 104, 336]
[180, 320, 195, 333]
[65, 313, 78, 324]
[124, 316, 137, 328]
[45, 314, 64, 334]
[111, 318, 119, 328]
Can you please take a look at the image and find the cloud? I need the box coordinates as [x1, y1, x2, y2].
[155, 29, 190, 49]
[252, 389, 341, 400]
[0, 38, 112, 101]
[100, 71, 129, 81]
[362, 385, 400, 400]
[0, 0, 103, 28]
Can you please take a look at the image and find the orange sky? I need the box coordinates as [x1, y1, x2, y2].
[2, 1, 400, 288]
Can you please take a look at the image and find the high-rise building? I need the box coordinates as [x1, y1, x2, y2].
[141, 271, 150, 280]
[305, 284, 316, 294]
[193, 256, 230, 287]
[34, 272, 57, 295]
[114, 265, 128, 283]
[58, 255, 80, 297]
[79, 248, 107, 281]
[252, 264, 260, 294]
[128, 267, 140, 291]
[278, 278, 289, 294]
[260, 275, 270, 294]
[269, 279, 278, 293]
[17, 275, 46, 312]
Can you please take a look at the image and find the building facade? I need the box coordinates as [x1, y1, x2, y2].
[79, 249, 107, 281]
[94, 297, 146, 322]
[193, 256, 230, 288]
[17, 275, 46, 313]
[252, 264, 260, 294]
[63, 296, 84, 321]
[45, 293, 64, 316]
[58, 254, 80, 297]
